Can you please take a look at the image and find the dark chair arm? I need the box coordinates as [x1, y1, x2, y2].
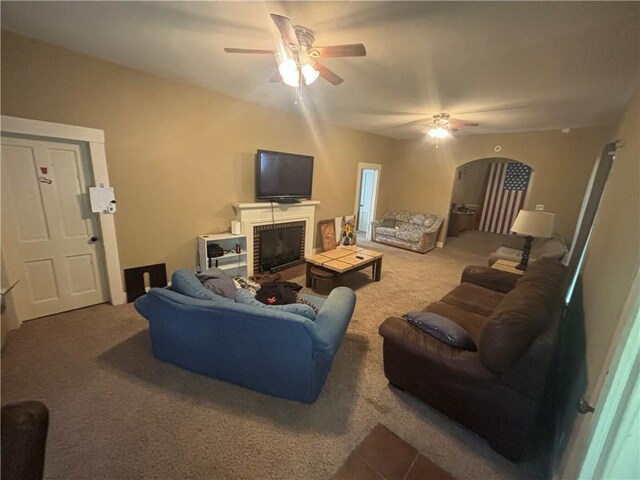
[1, 401, 49, 480]
[379, 317, 494, 381]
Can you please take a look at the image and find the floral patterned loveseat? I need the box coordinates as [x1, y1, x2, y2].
[371, 210, 444, 253]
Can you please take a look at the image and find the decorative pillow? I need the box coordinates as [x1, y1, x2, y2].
[235, 288, 317, 320]
[380, 218, 397, 228]
[171, 269, 230, 302]
[403, 311, 477, 351]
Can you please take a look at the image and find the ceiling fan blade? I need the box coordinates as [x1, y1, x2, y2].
[315, 63, 344, 86]
[269, 70, 282, 83]
[270, 13, 300, 50]
[315, 44, 367, 57]
[450, 121, 479, 127]
[224, 48, 274, 54]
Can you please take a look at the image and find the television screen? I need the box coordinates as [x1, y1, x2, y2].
[256, 149, 313, 201]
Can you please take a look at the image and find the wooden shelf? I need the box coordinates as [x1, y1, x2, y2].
[197, 234, 248, 277]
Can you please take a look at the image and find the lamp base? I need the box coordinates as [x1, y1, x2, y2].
[517, 235, 534, 272]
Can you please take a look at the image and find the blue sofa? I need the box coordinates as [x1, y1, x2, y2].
[134, 270, 356, 404]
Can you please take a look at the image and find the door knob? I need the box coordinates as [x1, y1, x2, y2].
[90, 236, 98, 242]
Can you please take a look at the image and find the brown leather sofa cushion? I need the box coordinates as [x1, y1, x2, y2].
[478, 258, 565, 373]
[440, 282, 505, 317]
[379, 317, 495, 382]
[424, 301, 488, 342]
[461, 265, 520, 293]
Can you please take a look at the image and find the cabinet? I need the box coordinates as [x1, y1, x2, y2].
[197, 233, 247, 278]
[447, 210, 478, 237]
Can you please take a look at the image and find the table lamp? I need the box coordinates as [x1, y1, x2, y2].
[511, 210, 555, 270]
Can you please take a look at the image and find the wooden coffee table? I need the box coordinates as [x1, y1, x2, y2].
[305, 245, 383, 288]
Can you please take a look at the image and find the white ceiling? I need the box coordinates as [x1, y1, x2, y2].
[2, 1, 639, 139]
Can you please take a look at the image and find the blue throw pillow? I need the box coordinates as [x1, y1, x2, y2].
[235, 288, 317, 320]
[403, 311, 477, 351]
[171, 269, 231, 302]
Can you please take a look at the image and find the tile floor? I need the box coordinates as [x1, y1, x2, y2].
[332, 424, 455, 480]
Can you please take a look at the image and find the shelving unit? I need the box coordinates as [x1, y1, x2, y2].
[197, 233, 247, 278]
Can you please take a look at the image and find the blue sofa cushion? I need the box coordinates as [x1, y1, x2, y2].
[403, 311, 477, 351]
[235, 288, 317, 320]
[171, 269, 231, 302]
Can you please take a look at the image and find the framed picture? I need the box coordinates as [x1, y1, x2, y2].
[338, 215, 357, 246]
[319, 220, 337, 252]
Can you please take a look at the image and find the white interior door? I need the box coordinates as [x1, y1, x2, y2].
[1, 136, 108, 321]
[353, 163, 382, 240]
[357, 169, 376, 231]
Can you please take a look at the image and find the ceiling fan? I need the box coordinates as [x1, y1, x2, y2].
[418, 113, 479, 146]
[224, 13, 366, 101]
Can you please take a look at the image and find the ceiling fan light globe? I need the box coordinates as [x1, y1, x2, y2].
[428, 127, 450, 139]
[302, 63, 320, 85]
[278, 59, 299, 87]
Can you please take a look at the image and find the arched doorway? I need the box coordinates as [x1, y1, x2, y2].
[448, 157, 534, 237]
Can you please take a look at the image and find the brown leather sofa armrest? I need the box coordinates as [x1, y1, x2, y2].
[1, 401, 49, 480]
[461, 266, 519, 293]
[379, 317, 495, 381]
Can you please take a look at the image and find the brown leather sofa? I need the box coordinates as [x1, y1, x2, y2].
[379, 257, 565, 461]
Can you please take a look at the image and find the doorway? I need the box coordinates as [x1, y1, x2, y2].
[353, 163, 381, 240]
[447, 157, 533, 238]
[1, 135, 109, 321]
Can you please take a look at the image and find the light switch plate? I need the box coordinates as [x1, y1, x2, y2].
[535, 204, 545, 211]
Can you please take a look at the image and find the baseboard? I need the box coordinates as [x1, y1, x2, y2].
[436, 241, 444, 248]
[110, 290, 128, 305]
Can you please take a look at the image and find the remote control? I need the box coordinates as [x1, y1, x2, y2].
[356, 255, 364, 259]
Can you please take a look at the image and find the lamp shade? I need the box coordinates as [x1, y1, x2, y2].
[278, 59, 299, 87]
[511, 210, 554, 237]
[301, 63, 319, 85]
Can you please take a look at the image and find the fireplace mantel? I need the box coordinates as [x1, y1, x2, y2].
[233, 201, 320, 276]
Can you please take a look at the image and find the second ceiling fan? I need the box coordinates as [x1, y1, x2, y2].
[224, 13, 366, 96]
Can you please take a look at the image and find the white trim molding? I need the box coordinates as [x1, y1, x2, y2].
[1, 115, 126, 306]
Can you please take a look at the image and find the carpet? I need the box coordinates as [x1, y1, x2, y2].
[1, 232, 546, 479]
[331, 423, 455, 480]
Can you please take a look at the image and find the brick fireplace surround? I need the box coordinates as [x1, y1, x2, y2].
[232, 201, 320, 276]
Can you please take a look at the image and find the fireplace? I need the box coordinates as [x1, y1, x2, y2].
[254, 221, 306, 273]
[233, 201, 319, 276]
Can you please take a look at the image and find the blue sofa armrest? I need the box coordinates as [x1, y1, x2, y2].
[310, 286, 356, 361]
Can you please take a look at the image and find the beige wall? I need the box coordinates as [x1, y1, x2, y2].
[380, 127, 610, 244]
[0, 31, 398, 275]
[581, 85, 639, 393]
[558, 85, 639, 478]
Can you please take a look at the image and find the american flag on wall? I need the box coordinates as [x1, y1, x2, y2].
[479, 162, 532, 234]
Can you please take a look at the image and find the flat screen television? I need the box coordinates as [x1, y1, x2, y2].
[255, 149, 314, 203]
